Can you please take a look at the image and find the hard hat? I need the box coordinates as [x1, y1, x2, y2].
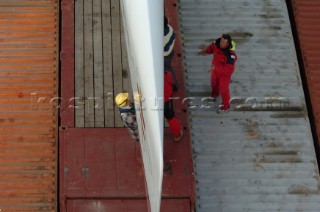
[115, 93, 129, 107]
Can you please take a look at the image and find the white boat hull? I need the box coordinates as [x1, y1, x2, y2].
[120, 1, 164, 212]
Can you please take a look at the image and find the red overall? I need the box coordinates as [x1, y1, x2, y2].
[164, 71, 181, 137]
[206, 39, 237, 110]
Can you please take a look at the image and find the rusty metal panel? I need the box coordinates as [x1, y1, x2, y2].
[59, 128, 194, 198]
[0, 0, 59, 211]
[67, 199, 191, 212]
[179, 0, 320, 211]
[60, 128, 146, 199]
[290, 0, 320, 156]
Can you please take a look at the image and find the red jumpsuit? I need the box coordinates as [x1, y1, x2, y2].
[164, 71, 181, 137]
[205, 39, 237, 110]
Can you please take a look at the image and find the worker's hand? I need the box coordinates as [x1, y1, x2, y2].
[198, 48, 207, 55]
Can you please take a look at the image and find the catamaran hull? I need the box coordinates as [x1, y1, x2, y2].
[120, 1, 164, 212]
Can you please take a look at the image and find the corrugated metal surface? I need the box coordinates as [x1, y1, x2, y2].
[178, 0, 320, 211]
[0, 0, 59, 211]
[291, 0, 320, 157]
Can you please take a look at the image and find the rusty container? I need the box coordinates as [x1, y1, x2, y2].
[0, 0, 59, 211]
[289, 0, 320, 158]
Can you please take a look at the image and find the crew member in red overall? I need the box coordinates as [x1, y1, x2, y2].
[199, 34, 237, 113]
[164, 71, 183, 141]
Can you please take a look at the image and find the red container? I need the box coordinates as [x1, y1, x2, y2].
[0, 0, 59, 211]
[289, 0, 320, 157]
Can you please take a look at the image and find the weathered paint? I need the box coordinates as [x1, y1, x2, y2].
[178, 0, 320, 211]
[0, 0, 59, 211]
[60, 0, 75, 128]
[67, 199, 190, 212]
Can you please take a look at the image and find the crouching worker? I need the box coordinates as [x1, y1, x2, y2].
[115, 93, 139, 142]
[164, 71, 183, 141]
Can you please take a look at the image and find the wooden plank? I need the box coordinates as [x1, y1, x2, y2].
[111, 0, 123, 127]
[93, 0, 104, 127]
[102, 0, 114, 127]
[120, 11, 132, 97]
[75, 0, 84, 127]
[84, 0, 94, 127]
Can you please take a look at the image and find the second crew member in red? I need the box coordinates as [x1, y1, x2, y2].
[199, 34, 237, 113]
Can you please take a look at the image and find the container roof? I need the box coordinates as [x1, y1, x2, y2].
[179, 0, 320, 211]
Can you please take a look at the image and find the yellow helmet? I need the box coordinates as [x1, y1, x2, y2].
[115, 93, 129, 107]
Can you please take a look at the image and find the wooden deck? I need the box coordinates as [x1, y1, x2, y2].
[74, 0, 132, 127]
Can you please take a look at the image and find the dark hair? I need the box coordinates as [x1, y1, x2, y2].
[221, 34, 232, 49]
[164, 16, 168, 28]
